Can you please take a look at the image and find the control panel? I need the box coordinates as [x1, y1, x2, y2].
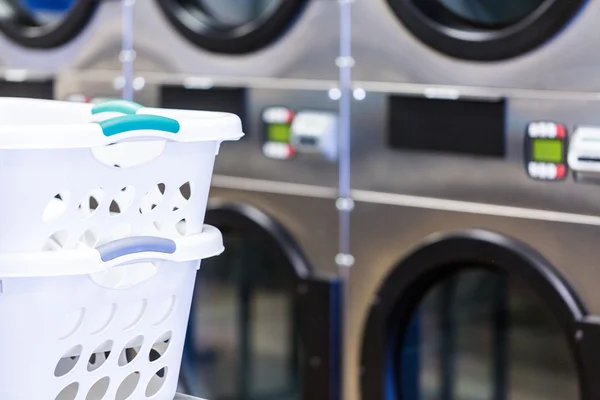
[262, 106, 296, 160]
[262, 106, 338, 162]
[567, 126, 600, 183]
[291, 110, 338, 161]
[525, 121, 568, 181]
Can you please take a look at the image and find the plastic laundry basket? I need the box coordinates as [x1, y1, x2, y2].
[0, 98, 244, 400]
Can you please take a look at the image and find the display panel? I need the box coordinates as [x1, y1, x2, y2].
[525, 121, 568, 181]
[268, 123, 291, 143]
[532, 139, 563, 163]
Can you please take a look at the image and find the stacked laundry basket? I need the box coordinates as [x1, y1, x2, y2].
[0, 98, 243, 400]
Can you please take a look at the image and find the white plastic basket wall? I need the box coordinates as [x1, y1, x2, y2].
[0, 98, 243, 400]
[0, 98, 243, 252]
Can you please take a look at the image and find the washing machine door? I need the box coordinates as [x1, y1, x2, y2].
[0, 0, 100, 48]
[361, 230, 600, 400]
[386, 0, 587, 60]
[154, 0, 309, 54]
[179, 202, 341, 400]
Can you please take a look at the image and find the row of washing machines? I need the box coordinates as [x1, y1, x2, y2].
[4, 1, 600, 400]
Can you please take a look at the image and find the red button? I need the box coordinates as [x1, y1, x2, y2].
[556, 124, 566, 139]
[556, 164, 566, 179]
[287, 144, 295, 158]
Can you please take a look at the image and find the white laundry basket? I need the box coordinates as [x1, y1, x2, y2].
[0, 98, 244, 400]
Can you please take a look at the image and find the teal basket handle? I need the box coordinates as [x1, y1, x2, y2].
[98, 115, 180, 137]
[92, 100, 144, 116]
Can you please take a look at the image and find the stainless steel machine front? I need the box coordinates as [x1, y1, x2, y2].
[351, 0, 600, 92]
[131, 0, 339, 81]
[349, 88, 600, 400]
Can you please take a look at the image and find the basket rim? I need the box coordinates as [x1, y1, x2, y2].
[0, 225, 223, 278]
[0, 98, 244, 149]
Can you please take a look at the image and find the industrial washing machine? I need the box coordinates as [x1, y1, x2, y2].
[0, 0, 123, 99]
[132, 0, 339, 80]
[345, 84, 600, 400]
[351, 0, 600, 91]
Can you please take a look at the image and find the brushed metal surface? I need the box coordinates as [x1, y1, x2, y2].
[345, 202, 600, 400]
[132, 0, 339, 80]
[351, 91, 600, 215]
[352, 0, 600, 91]
[208, 187, 339, 277]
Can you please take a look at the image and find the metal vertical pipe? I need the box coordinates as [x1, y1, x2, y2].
[336, 0, 354, 273]
[336, 2, 353, 400]
[121, 0, 135, 101]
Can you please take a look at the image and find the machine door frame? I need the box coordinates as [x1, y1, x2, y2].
[360, 229, 600, 400]
[180, 201, 341, 400]
[154, 0, 309, 54]
[0, 0, 101, 48]
[386, 0, 587, 61]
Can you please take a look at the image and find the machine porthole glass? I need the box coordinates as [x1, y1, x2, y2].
[386, 0, 587, 60]
[185, 0, 281, 30]
[436, 0, 545, 28]
[0, 0, 100, 48]
[155, 0, 309, 54]
[396, 268, 579, 400]
[181, 226, 301, 400]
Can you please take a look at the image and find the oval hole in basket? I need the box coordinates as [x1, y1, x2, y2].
[43, 191, 71, 223]
[122, 299, 147, 331]
[92, 141, 166, 169]
[152, 296, 176, 326]
[58, 307, 85, 340]
[149, 331, 172, 364]
[116, 371, 141, 400]
[111, 186, 136, 216]
[90, 303, 117, 335]
[78, 228, 99, 248]
[139, 184, 166, 215]
[118, 335, 144, 367]
[176, 219, 187, 236]
[43, 230, 70, 251]
[179, 182, 192, 201]
[145, 366, 168, 397]
[87, 340, 113, 372]
[78, 188, 104, 219]
[86, 377, 110, 400]
[55, 382, 79, 400]
[54, 345, 82, 377]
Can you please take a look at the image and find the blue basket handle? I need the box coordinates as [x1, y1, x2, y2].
[97, 115, 180, 137]
[92, 100, 143, 116]
[97, 236, 177, 263]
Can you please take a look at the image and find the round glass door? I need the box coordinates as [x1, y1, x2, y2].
[396, 268, 579, 399]
[180, 213, 303, 400]
[0, 0, 100, 48]
[155, 0, 308, 54]
[386, 0, 586, 60]
[360, 231, 588, 400]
